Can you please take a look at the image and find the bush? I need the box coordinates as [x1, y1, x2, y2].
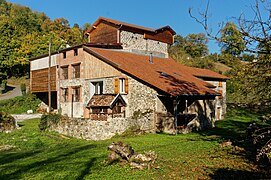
[39, 113, 62, 131]
[20, 83, 26, 96]
[0, 111, 16, 132]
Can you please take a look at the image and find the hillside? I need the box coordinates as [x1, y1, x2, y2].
[0, 0, 90, 81]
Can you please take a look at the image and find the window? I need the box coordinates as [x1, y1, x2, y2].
[115, 77, 128, 94]
[74, 49, 78, 56]
[62, 88, 68, 102]
[72, 87, 80, 102]
[218, 81, 223, 87]
[72, 64, 80, 78]
[92, 81, 103, 95]
[63, 52, 66, 59]
[119, 78, 125, 93]
[61, 66, 68, 79]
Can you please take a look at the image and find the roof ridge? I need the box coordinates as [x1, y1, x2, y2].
[85, 17, 176, 35]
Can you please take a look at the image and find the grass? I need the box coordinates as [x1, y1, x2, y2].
[0, 94, 41, 114]
[7, 76, 29, 87]
[0, 108, 270, 179]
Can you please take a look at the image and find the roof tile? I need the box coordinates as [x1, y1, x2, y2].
[85, 47, 228, 96]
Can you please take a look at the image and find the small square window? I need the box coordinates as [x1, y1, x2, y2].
[63, 52, 66, 59]
[74, 49, 78, 56]
[218, 81, 223, 87]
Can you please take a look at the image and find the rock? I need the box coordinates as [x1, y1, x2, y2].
[220, 140, 232, 147]
[27, 110, 33, 114]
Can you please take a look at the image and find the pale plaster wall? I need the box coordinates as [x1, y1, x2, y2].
[31, 54, 58, 70]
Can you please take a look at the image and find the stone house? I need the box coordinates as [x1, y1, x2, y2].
[29, 17, 229, 139]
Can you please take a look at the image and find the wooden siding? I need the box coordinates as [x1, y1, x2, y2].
[83, 51, 121, 79]
[88, 22, 118, 44]
[31, 67, 57, 92]
[144, 30, 174, 44]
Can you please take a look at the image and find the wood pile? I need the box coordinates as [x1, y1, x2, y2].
[107, 141, 157, 170]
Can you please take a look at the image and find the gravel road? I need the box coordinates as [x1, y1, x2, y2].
[0, 84, 22, 101]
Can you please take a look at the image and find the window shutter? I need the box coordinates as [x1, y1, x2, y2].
[125, 77, 128, 94]
[115, 78, 119, 94]
[219, 90, 223, 99]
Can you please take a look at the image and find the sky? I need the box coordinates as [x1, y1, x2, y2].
[7, 0, 263, 53]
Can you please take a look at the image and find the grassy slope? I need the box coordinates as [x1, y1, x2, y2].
[0, 108, 270, 179]
[0, 94, 41, 114]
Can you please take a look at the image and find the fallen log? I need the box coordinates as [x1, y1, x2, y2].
[107, 141, 157, 169]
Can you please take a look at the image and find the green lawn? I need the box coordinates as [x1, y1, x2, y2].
[0, 108, 270, 179]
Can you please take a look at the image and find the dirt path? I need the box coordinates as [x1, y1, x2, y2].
[0, 84, 22, 100]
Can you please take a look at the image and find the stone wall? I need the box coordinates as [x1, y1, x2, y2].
[48, 116, 154, 141]
[125, 75, 158, 120]
[120, 31, 168, 58]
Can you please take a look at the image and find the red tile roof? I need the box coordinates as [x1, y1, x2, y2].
[87, 94, 115, 107]
[84, 47, 228, 96]
[85, 17, 176, 35]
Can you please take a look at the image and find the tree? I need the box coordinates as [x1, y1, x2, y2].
[189, 0, 271, 103]
[185, 33, 209, 57]
[169, 33, 209, 58]
[0, 0, 85, 79]
[220, 22, 245, 56]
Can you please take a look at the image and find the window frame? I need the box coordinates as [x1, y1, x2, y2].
[74, 49, 78, 56]
[119, 78, 125, 94]
[61, 66, 68, 79]
[92, 81, 103, 95]
[72, 87, 80, 102]
[63, 52, 66, 59]
[72, 64, 80, 79]
[62, 88, 69, 102]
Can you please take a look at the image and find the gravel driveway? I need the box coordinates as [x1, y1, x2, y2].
[0, 84, 22, 101]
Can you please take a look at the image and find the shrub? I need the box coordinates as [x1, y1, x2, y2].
[20, 83, 26, 96]
[39, 113, 62, 131]
[247, 122, 271, 166]
[0, 111, 16, 132]
[0, 93, 41, 114]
